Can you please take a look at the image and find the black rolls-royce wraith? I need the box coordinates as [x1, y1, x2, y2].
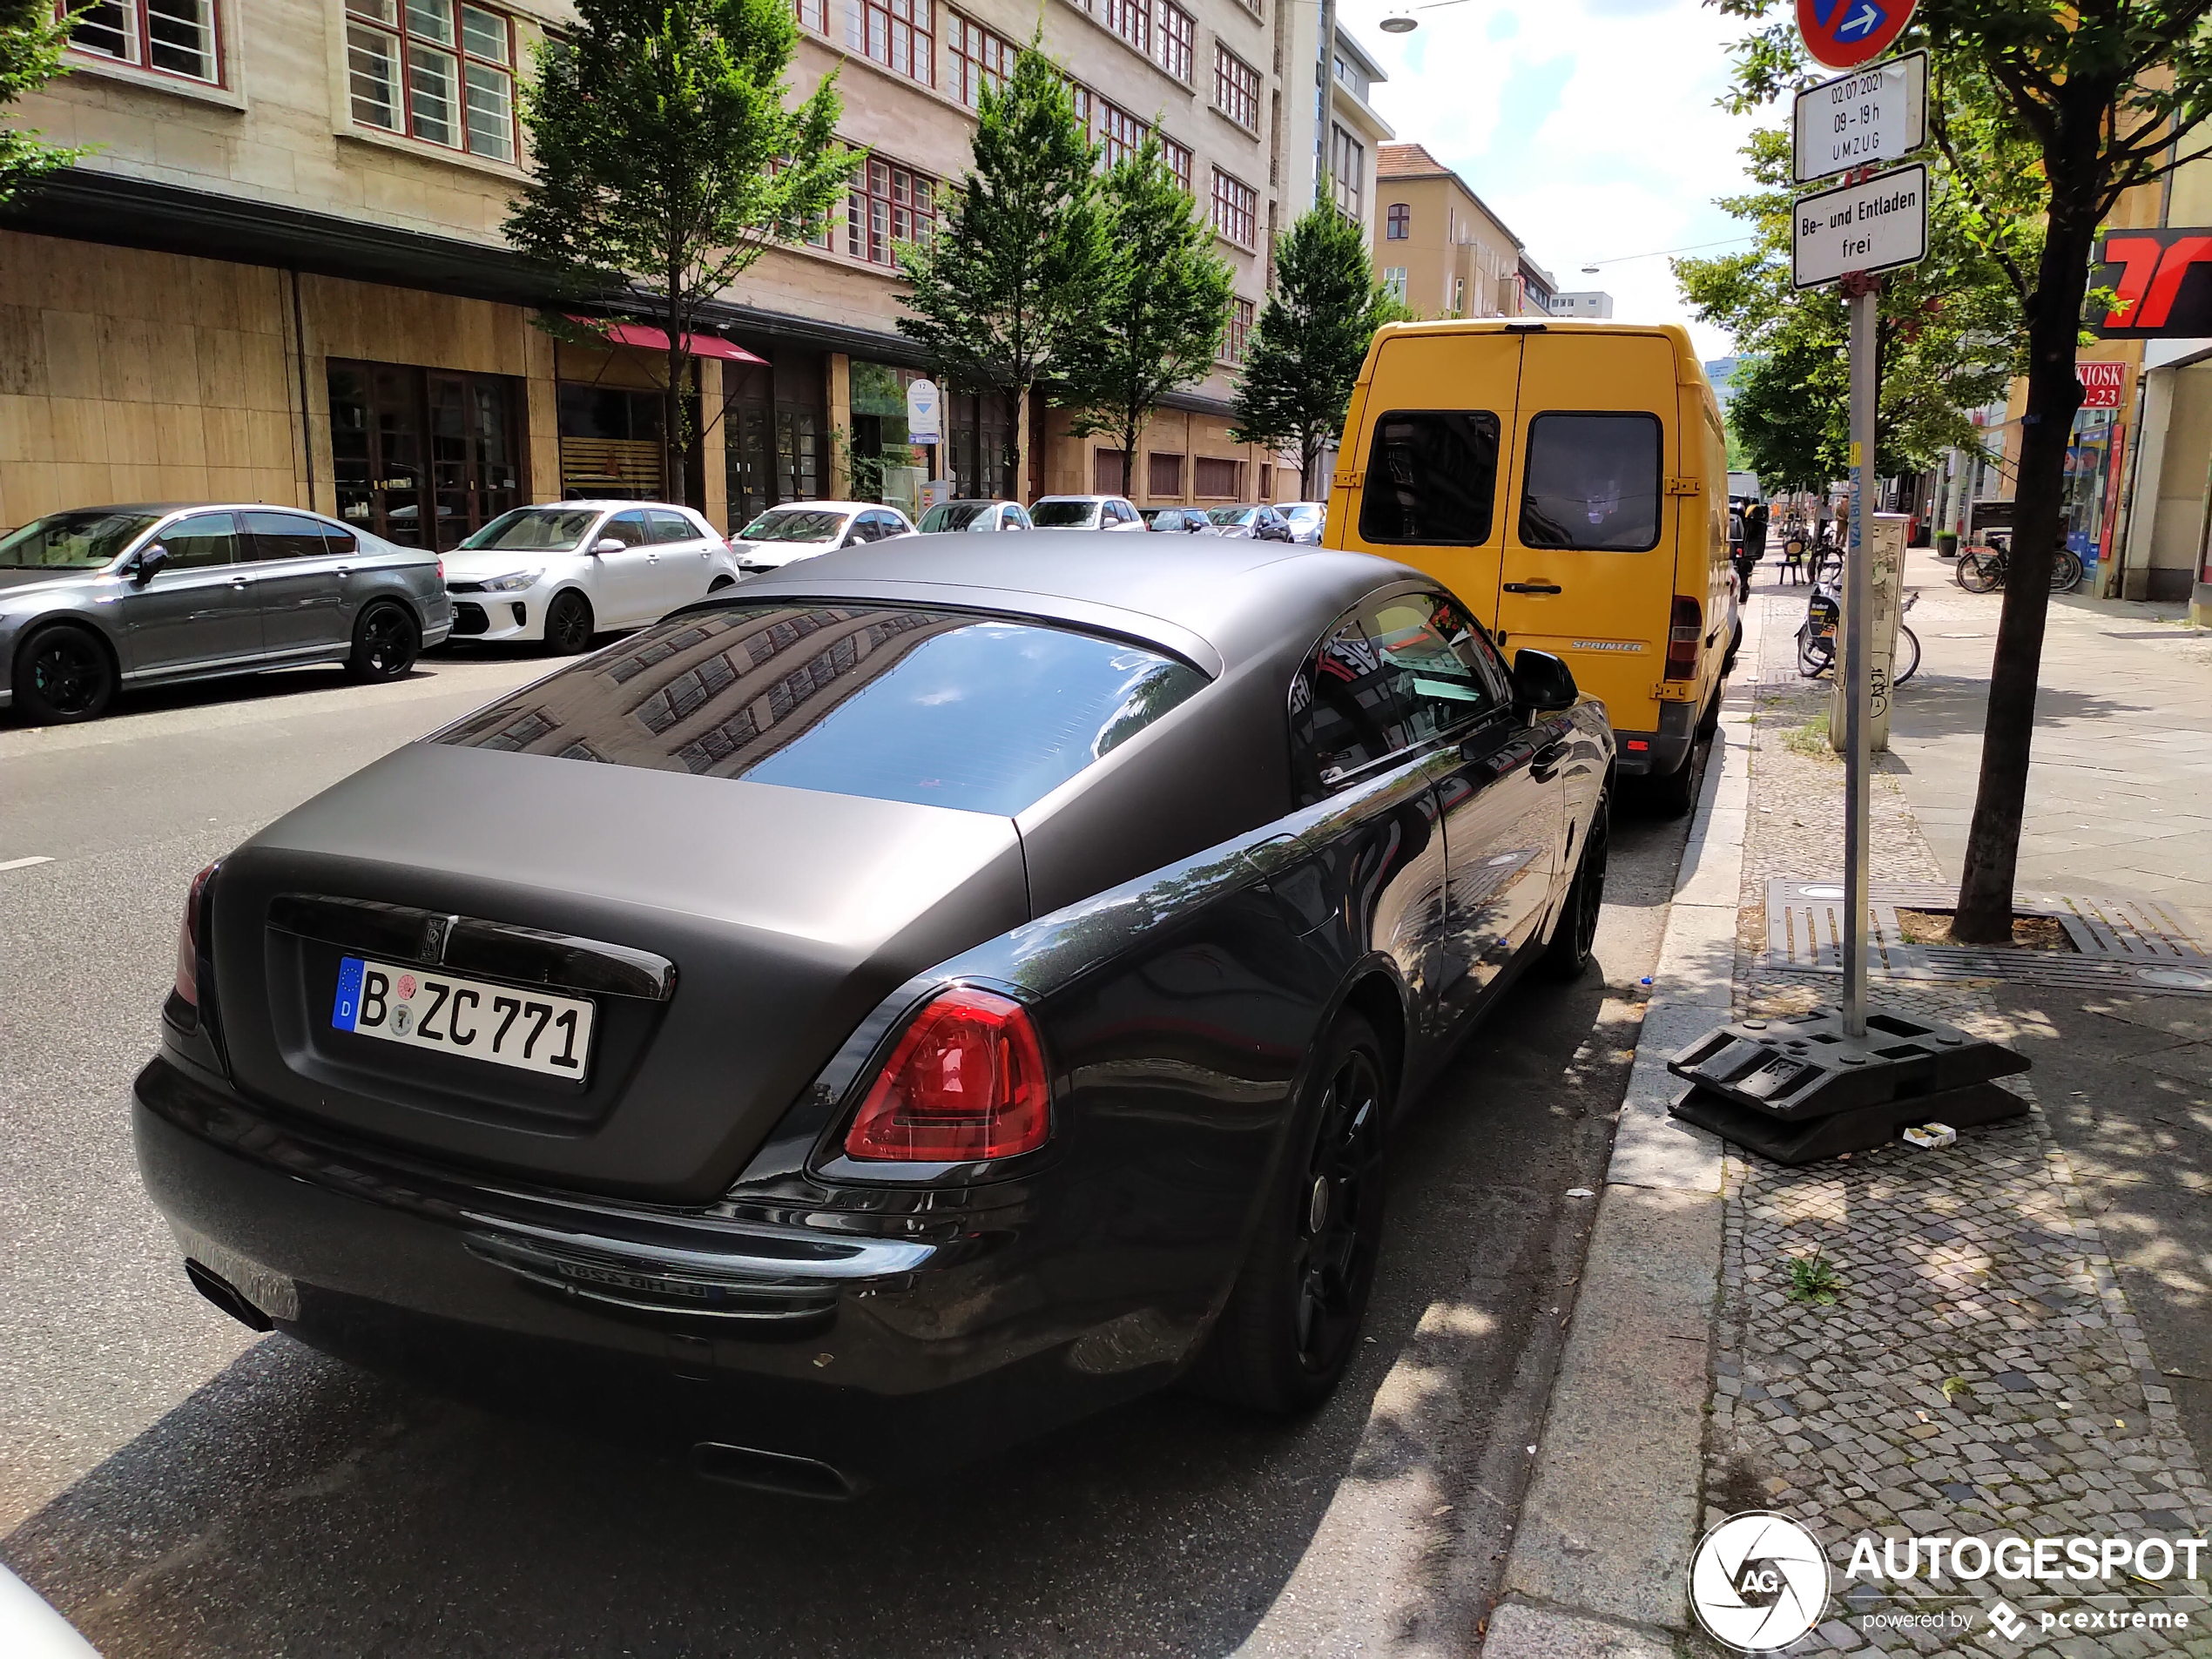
[134, 533, 1615, 1494]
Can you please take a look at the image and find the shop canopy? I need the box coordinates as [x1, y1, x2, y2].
[564, 316, 767, 365]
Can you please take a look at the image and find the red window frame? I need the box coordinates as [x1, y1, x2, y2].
[1225, 298, 1255, 364]
[1386, 202, 1409, 239]
[1161, 137, 1192, 195]
[860, 0, 933, 85]
[344, 0, 518, 163]
[1103, 0, 1148, 56]
[1212, 44, 1258, 131]
[793, 0, 827, 29]
[63, 0, 224, 84]
[947, 10, 1013, 105]
[1211, 169, 1256, 247]
[849, 156, 936, 267]
[1153, 0, 1192, 79]
[1098, 100, 1144, 169]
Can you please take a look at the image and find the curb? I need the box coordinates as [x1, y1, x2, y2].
[1480, 608, 1762, 1654]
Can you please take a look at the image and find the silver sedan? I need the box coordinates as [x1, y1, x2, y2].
[0, 503, 451, 724]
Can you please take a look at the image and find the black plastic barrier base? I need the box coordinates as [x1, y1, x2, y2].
[1667, 1005, 2030, 1122]
[1668, 1078, 2031, 1166]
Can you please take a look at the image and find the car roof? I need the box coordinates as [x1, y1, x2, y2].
[533, 500, 701, 513]
[723, 531, 1433, 678]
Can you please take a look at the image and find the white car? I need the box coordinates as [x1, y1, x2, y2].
[443, 501, 738, 655]
[731, 501, 916, 575]
[914, 499, 1032, 533]
[1280, 501, 1326, 544]
[1028, 495, 1149, 531]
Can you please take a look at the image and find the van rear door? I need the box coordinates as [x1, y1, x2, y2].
[1492, 332, 1680, 732]
[1339, 330, 1523, 619]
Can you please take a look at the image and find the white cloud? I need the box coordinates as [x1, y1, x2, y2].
[1356, 0, 1765, 359]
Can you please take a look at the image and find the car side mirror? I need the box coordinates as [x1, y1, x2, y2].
[1511, 649, 1579, 713]
[132, 544, 169, 583]
[591, 537, 624, 556]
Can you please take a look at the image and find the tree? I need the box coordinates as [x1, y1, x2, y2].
[897, 43, 1103, 501]
[1710, 0, 2212, 941]
[1231, 201, 1409, 493]
[1676, 125, 2024, 492]
[507, 0, 853, 505]
[0, 0, 86, 206]
[1054, 136, 1234, 496]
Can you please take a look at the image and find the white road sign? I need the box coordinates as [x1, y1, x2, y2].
[906, 377, 941, 443]
[1792, 162, 1927, 289]
[1793, 51, 1927, 184]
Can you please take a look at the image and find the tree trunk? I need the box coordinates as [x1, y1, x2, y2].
[1015, 381, 1032, 505]
[1122, 415, 1137, 498]
[1951, 130, 2101, 943]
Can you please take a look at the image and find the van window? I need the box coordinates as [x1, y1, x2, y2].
[1358, 411, 1501, 545]
[1519, 413, 1663, 551]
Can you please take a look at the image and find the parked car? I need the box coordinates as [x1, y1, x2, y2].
[136, 532, 1613, 1494]
[0, 502, 451, 725]
[1280, 502, 1326, 544]
[1205, 504, 1297, 542]
[915, 499, 1032, 533]
[442, 502, 736, 656]
[730, 502, 914, 576]
[1029, 495, 1148, 531]
[1142, 506, 1214, 533]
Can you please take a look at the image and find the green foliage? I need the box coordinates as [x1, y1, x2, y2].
[1784, 1248, 1842, 1305]
[1231, 204, 1409, 489]
[1675, 127, 2023, 491]
[896, 41, 1105, 489]
[506, 0, 854, 496]
[0, 0, 86, 207]
[1053, 136, 1233, 496]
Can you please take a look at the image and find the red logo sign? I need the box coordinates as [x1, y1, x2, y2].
[2092, 229, 2212, 337]
[2077, 361, 2127, 409]
[1797, 0, 1917, 68]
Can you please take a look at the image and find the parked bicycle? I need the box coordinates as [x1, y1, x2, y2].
[1807, 536, 1844, 584]
[1954, 532, 2084, 594]
[1797, 582, 1921, 686]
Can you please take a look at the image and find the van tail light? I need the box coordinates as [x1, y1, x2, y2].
[173, 862, 218, 1008]
[844, 987, 1051, 1162]
[1665, 597, 1702, 680]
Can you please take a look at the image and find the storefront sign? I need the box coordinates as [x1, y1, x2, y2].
[2089, 228, 2212, 336]
[2077, 360, 2131, 409]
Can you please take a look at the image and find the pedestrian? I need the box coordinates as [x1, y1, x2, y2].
[1734, 499, 1767, 601]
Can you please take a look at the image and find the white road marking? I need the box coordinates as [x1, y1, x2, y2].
[0, 855, 55, 872]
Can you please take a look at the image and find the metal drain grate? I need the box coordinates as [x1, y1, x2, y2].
[1763, 880, 2212, 994]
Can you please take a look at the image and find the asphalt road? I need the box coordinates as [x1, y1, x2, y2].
[0, 651, 1692, 1658]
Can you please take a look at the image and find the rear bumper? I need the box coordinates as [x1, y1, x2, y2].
[131, 1056, 1176, 1486]
[1610, 696, 1699, 777]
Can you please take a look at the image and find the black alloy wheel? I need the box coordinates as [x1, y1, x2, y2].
[544, 590, 595, 656]
[346, 601, 419, 683]
[13, 624, 114, 724]
[1541, 790, 1609, 980]
[1190, 1014, 1390, 1413]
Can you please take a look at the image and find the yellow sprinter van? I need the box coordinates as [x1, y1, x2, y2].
[1325, 319, 1736, 813]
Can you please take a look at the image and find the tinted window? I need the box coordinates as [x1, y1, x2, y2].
[0, 509, 163, 569]
[602, 511, 650, 548]
[1289, 606, 1417, 800]
[1029, 501, 1097, 528]
[1370, 592, 1507, 742]
[1519, 413, 1663, 551]
[459, 507, 600, 551]
[1358, 411, 1501, 545]
[245, 510, 353, 562]
[647, 510, 697, 544]
[159, 513, 239, 570]
[435, 605, 1209, 816]
[918, 502, 991, 532]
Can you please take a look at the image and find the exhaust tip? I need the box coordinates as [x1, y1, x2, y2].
[185, 1259, 274, 1332]
[690, 1441, 855, 1501]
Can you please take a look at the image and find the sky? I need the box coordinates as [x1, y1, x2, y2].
[1355, 0, 1770, 361]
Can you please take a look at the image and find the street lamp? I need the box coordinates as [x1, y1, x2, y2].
[1379, 8, 1416, 30]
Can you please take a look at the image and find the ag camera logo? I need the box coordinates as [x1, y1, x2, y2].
[1689, 1511, 1831, 1651]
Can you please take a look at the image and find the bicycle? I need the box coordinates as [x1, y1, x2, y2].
[1796, 583, 1920, 686]
[1807, 536, 1844, 584]
[1954, 533, 2084, 595]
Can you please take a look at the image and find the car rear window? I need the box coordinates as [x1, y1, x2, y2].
[1518, 412, 1663, 550]
[1359, 411, 1501, 545]
[1028, 501, 1096, 527]
[434, 604, 1209, 816]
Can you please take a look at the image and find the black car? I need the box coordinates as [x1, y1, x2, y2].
[135, 535, 1614, 1494]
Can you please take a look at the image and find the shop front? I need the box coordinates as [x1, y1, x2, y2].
[724, 343, 830, 525]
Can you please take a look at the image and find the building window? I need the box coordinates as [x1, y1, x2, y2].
[1160, 136, 1191, 195]
[1093, 448, 1132, 493]
[1148, 451, 1184, 496]
[1103, 0, 1147, 57]
[1386, 202, 1409, 239]
[1194, 455, 1243, 498]
[860, 0, 932, 85]
[849, 156, 935, 266]
[1211, 169, 1257, 248]
[947, 11, 1012, 105]
[792, 0, 826, 28]
[1069, 82, 1092, 138]
[330, 359, 525, 549]
[1331, 125, 1363, 219]
[1098, 99, 1144, 168]
[1453, 276, 1466, 314]
[68, 0, 219, 82]
[347, 0, 516, 163]
[1153, 0, 1191, 80]
[1225, 297, 1255, 363]
[1382, 266, 1406, 300]
[1212, 44, 1258, 131]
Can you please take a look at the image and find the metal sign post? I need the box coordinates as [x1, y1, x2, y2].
[1842, 276, 1878, 1037]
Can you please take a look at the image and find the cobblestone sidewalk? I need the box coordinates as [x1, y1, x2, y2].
[1701, 590, 2212, 1657]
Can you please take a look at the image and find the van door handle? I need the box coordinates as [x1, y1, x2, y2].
[1503, 581, 1562, 595]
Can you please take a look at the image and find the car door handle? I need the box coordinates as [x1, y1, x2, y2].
[334, 566, 352, 578]
[1531, 739, 1569, 782]
[1502, 581, 1562, 595]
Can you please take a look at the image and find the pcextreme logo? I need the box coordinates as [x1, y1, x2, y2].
[1688, 1512, 1831, 1651]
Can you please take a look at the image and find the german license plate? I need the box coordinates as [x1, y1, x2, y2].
[332, 955, 594, 1079]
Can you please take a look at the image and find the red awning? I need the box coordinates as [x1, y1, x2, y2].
[564, 316, 767, 365]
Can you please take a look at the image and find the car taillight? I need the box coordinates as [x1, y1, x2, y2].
[844, 987, 1050, 1162]
[1665, 597, 1702, 679]
[174, 862, 217, 1007]
[436, 557, 446, 582]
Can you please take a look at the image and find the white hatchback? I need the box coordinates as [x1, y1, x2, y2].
[730, 502, 916, 576]
[443, 502, 738, 655]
